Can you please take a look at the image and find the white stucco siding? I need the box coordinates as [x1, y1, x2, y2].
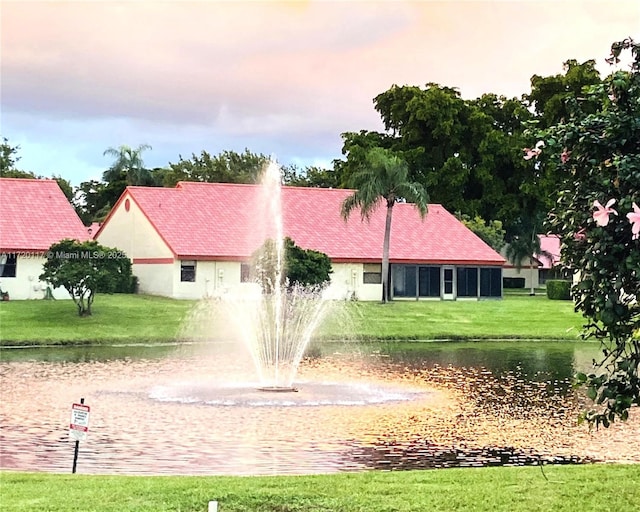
[133, 263, 174, 297]
[167, 260, 384, 301]
[328, 263, 382, 301]
[1, 256, 71, 300]
[503, 266, 540, 290]
[173, 260, 241, 299]
[97, 193, 173, 260]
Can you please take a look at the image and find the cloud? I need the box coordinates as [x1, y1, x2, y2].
[1, 1, 409, 126]
[1, 0, 639, 185]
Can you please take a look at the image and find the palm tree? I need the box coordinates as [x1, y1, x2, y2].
[341, 147, 428, 303]
[103, 144, 152, 185]
[505, 231, 551, 296]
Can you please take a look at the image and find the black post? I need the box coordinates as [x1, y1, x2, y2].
[71, 397, 84, 474]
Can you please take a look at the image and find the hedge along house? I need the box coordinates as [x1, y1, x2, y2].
[95, 181, 505, 301]
[0, 178, 91, 300]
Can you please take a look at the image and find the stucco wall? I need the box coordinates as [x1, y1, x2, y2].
[329, 263, 382, 301]
[1, 256, 71, 300]
[98, 193, 176, 297]
[97, 193, 173, 259]
[135, 260, 384, 301]
[133, 263, 174, 297]
[503, 266, 540, 290]
[173, 260, 241, 299]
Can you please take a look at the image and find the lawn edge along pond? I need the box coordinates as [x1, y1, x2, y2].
[0, 293, 586, 346]
[2, 465, 640, 512]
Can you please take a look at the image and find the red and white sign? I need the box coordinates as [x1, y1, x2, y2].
[69, 403, 90, 441]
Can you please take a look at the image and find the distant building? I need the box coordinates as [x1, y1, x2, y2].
[0, 178, 90, 299]
[96, 182, 505, 301]
[502, 234, 563, 289]
[537, 235, 562, 284]
[87, 222, 101, 238]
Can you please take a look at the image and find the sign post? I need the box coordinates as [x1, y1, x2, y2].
[69, 398, 90, 473]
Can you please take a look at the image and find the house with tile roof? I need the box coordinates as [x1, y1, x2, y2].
[95, 181, 505, 301]
[537, 235, 562, 284]
[502, 235, 563, 290]
[0, 178, 91, 299]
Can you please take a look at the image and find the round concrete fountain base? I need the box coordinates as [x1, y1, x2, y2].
[257, 386, 299, 393]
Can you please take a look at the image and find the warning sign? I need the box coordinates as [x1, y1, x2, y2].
[69, 403, 90, 441]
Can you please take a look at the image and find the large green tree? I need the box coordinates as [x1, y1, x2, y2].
[74, 179, 120, 225]
[532, 39, 640, 427]
[527, 59, 602, 128]
[339, 85, 539, 237]
[74, 144, 155, 225]
[282, 164, 342, 189]
[341, 147, 428, 303]
[458, 214, 505, 253]
[40, 239, 134, 316]
[164, 149, 270, 187]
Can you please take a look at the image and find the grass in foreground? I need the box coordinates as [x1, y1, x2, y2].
[2, 465, 639, 512]
[0, 293, 584, 346]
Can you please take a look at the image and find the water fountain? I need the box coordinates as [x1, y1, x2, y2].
[172, 160, 420, 406]
[202, 160, 333, 392]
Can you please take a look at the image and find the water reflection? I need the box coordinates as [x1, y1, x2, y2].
[0, 341, 637, 475]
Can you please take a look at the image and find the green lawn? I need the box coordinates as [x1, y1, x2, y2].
[329, 295, 583, 341]
[0, 293, 584, 346]
[2, 465, 639, 511]
[0, 294, 192, 345]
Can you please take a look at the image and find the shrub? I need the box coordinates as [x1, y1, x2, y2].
[546, 280, 572, 300]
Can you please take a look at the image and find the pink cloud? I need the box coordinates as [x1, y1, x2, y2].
[1, 1, 638, 184]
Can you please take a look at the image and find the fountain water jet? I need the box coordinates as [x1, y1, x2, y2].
[203, 160, 333, 391]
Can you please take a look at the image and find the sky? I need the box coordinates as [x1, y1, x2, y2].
[2, 0, 639, 186]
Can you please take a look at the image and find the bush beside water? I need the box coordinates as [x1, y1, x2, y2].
[546, 280, 572, 300]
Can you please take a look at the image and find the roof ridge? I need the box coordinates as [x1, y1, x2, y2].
[174, 181, 356, 192]
[176, 181, 255, 189]
[0, 177, 58, 183]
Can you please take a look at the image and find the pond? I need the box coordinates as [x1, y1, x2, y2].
[0, 341, 638, 475]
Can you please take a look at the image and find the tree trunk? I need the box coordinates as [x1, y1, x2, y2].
[381, 204, 394, 303]
[530, 258, 535, 296]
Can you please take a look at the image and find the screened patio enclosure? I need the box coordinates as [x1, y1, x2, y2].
[391, 264, 502, 300]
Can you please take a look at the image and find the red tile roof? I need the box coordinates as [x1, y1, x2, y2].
[0, 178, 90, 252]
[537, 235, 561, 269]
[103, 182, 504, 265]
[87, 222, 101, 238]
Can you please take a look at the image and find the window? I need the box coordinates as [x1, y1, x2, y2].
[180, 260, 196, 282]
[457, 267, 478, 297]
[0, 254, 17, 278]
[392, 265, 417, 297]
[363, 263, 382, 284]
[418, 266, 440, 297]
[480, 267, 502, 297]
[240, 263, 251, 283]
[392, 264, 442, 298]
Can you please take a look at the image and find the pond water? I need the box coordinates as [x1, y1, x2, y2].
[1, 341, 638, 475]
